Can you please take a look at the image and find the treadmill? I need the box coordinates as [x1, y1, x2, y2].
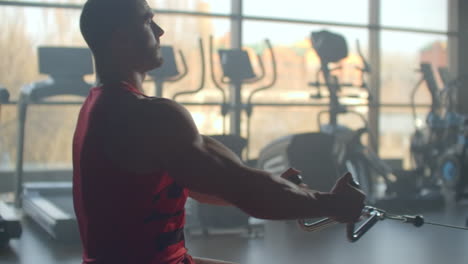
[0, 86, 22, 247]
[14, 47, 93, 241]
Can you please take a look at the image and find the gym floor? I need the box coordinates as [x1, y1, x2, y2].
[1, 201, 468, 264]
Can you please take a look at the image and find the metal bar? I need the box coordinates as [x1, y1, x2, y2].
[3, 101, 84, 105]
[0, 0, 232, 18]
[14, 101, 27, 208]
[0, 0, 83, 9]
[242, 15, 457, 36]
[448, 0, 459, 75]
[375, 25, 457, 36]
[176, 102, 432, 109]
[0, 1, 457, 36]
[456, 0, 468, 115]
[230, 0, 243, 136]
[1, 101, 432, 108]
[368, 0, 381, 153]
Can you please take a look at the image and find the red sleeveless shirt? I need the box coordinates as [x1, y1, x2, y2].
[72, 83, 194, 264]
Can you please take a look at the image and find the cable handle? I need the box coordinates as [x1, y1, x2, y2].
[346, 206, 382, 242]
[286, 173, 377, 242]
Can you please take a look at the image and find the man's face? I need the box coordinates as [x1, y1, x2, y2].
[123, 0, 165, 72]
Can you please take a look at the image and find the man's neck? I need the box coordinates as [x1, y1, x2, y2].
[98, 68, 146, 92]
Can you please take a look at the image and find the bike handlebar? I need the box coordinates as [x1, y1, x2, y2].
[172, 38, 205, 101]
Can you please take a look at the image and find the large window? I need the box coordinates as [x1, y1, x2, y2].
[0, 3, 232, 169]
[381, 0, 448, 31]
[0, 0, 456, 170]
[152, 0, 231, 14]
[378, 3, 450, 163]
[0, 6, 85, 169]
[380, 32, 448, 104]
[244, 0, 369, 24]
[241, 21, 370, 157]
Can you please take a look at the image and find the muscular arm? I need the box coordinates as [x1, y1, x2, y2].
[169, 134, 330, 220]
[111, 97, 363, 221]
[188, 191, 231, 206]
[146, 99, 348, 220]
[187, 135, 239, 206]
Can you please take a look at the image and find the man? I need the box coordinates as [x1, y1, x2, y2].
[73, 0, 366, 263]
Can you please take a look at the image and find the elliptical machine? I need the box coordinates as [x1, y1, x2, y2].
[0, 87, 9, 104]
[189, 36, 276, 235]
[209, 36, 277, 161]
[258, 30, 444, 209]
[308, 30, 381, 201]
[147, 44, 189, 97]
[258, 30, 384, 202]
[409, 63, 466, 200]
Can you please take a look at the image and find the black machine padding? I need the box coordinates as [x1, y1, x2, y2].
[257, 133, 339, 192]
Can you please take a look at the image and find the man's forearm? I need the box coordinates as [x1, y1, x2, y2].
[222, 167, 339, 220]
[169, 135, 339, 221]
[189, 190, 232, 206]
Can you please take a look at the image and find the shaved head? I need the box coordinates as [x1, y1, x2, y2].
[80, 0, 138, 56]
[80, 0, 164, 82]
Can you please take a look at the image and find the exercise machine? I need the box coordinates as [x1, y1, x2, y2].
[437, 66, 468, 200]
[409, 64, 466, 199]
[258, 30, 444, 210]
[258, 30, 380, 200]
[14, 47, 93, 241]
[147, 45, 188, 97]
[209, 36, 277, 160]
[287, 173, 468, 242]
[179, 37, 276, 235]
[0, 87, 9, 103]
[0, 87, 22, 248]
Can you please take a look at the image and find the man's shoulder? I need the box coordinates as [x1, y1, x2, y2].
[138, 96, 185, 110]
[101, 95, 198, 171]
[135, 96, 194, 123]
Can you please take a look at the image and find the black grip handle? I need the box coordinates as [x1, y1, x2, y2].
[347, 212, 380, 242]
[287, 174, 304, 185]
[349, 178, 360, 188]
[345, 174, 378, 243]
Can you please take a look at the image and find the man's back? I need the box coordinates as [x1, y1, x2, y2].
[72, 83, 191, 264]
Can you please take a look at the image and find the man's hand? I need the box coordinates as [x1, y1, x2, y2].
[328, 172, 366, 223]
[281, 168, 365, 223]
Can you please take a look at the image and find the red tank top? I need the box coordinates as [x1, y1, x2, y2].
[72, 83, 194, 264]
